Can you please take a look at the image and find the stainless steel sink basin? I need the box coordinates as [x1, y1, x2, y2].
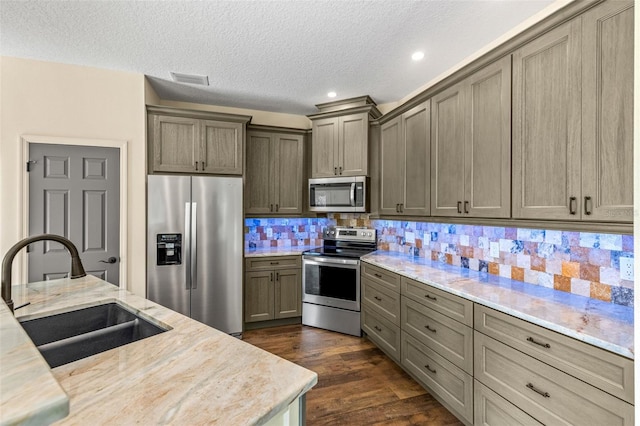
[19, 303, 168, 368]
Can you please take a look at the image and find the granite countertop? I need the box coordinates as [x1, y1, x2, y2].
[362, 251, 634, 359]
[245, 245, 318, 257]
[1, 276, 317, 425]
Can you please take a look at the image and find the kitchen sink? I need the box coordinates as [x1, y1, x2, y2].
[19, 303, 168, 368]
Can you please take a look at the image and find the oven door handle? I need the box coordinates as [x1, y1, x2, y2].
[303, 256, 360, 267]
[350, 182, 356, 207]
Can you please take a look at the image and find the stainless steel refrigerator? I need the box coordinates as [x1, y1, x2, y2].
[147, 175, 243, 337]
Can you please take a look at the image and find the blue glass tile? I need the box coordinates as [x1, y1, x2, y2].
[511, 240, 524, 253]
[478, 260, 488, 272]
[600, 234, 623, 251]
[579, 233, 600, 248]
[461, 257, 469, 268]
[529, 229, 545, 242]
[537, 243, 556, 259]
[611, 287, 634, 307]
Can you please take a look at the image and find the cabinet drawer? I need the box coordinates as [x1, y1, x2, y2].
[474, 332, 634, 426]
[245, 256, 301, 271]
[475, 305, 634, 403]
[402, 277, 473, 326]
[402, 332, 473, 424]
[474, 380, 542, 426]
[361, 263, 400, 292]
[362, 278, 400, 326]
[362, 306, 400, 363]
[402, 296, 473, 374]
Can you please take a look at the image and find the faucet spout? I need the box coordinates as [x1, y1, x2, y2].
[2, 234, 86, 313]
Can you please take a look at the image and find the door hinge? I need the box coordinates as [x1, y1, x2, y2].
[26, 160, 37, 172]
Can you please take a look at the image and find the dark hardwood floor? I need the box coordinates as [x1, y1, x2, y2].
[243, 325, 463, 425]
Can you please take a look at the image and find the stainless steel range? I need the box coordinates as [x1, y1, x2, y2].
[302, 226, 377, 336]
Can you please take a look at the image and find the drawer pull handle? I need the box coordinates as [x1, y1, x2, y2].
[374, 325, 382, 332]
[374, 273, 383, 278]
[270, 262, 280, 265]
[425, 325, 437, 333]
[526, 383, 550, 398]
[425, 365, 437, 374]
[424, 294, 437, 301]
[374, 296, 382, 301]
[527, 337, 550, 349]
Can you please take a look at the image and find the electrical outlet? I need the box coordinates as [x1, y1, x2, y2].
[620, 257, 634, 281]
[490, 242, 500, 258]
[405, 232, 415, 244]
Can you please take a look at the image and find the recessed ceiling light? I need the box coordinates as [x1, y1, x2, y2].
[412, 51, 425, 61]
[170, 72, 209, 86]
[327, 92, 337, 98]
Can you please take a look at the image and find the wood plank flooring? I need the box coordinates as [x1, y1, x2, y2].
[243, 325, 463, 425]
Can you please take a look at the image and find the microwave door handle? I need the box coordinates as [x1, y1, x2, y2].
[350, 182, 356, 207]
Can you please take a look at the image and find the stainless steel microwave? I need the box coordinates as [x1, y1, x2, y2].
[308, 176, 369, 212]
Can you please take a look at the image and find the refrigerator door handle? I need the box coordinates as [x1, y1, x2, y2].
[191, 202, 198, 290]
[184, 202, 191, 290]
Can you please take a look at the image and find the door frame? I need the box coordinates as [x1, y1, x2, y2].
[20, 134, 129, 289]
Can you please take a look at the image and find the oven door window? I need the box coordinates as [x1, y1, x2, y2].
[304, 263, 357, 301]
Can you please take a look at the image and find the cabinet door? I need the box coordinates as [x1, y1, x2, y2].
[150, 114, 199, 173]
[311, 117, 339, 177]
[273, 134, 304, 215]
[245, 132, 274, 215]
[338, 112, 368, 176]
[581, 1, 634, 222]
[402, 101, 431, 216]
[379, 116, 404, 215]
[274, 268, 302, 319]
[431, 83, 466, 216]
[245, 270, 275, 322]
[199, 120, 243, 175]
[465, 56, 511, 218]
[512, 19, 582, 220]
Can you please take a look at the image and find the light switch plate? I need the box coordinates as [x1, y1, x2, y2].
[405, 232, 415, 244]
[490, 242, 500, 258]
[620, 257, 634, 281]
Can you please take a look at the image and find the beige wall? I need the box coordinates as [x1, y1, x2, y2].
[0, 56, 148, 296]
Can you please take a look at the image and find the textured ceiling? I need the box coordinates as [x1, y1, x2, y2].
[0, 0, 557, 115]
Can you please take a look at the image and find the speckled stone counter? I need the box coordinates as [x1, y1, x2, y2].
[1, 276, 317, 425]
[245, 245, 318, 257]
[361, 251, 634, 359]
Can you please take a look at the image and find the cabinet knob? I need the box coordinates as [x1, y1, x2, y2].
[334, 167, 338, 175]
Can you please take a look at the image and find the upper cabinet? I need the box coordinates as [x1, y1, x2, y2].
[581, 0, 634, 222]
[308, 96, 381, 178]
[512, 19, 582, 220]
[431, 56, 511, 218]
[513, 0, 633, 222]
[245, 127, 305, 215]
[147, 106, 250, 175]
[380, 101, 431, 216]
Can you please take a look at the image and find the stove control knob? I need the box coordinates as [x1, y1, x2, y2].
[367, 232, 372, 237]
[361, 232, 365, 236]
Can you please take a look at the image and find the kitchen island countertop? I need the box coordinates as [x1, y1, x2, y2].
[362, 251, 634, 359]
[1, 276, 317, 425]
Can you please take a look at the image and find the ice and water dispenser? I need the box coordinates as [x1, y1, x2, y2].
[156, 234, 182, 265]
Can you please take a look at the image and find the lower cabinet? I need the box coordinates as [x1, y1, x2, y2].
[245, 256, 302, 323]
[474, 331, 634, 425]
[360, 261, 635, 426]
[361, 306, 401, 363]
[474, 380, 542, 426]
[402, 331, 474, 423]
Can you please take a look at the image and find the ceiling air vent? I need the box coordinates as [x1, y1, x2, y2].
[170, 72, 209, 86]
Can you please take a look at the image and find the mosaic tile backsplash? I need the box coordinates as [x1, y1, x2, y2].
[245, 215, 634, 307]
[245, 218, 330, 248]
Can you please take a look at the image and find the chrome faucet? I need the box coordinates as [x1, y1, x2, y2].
[2, 234, 86, 313]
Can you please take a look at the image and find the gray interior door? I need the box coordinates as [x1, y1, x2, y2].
[28, 143, 120, 285]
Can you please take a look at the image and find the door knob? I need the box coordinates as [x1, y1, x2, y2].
[99, 257, 117, 264]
